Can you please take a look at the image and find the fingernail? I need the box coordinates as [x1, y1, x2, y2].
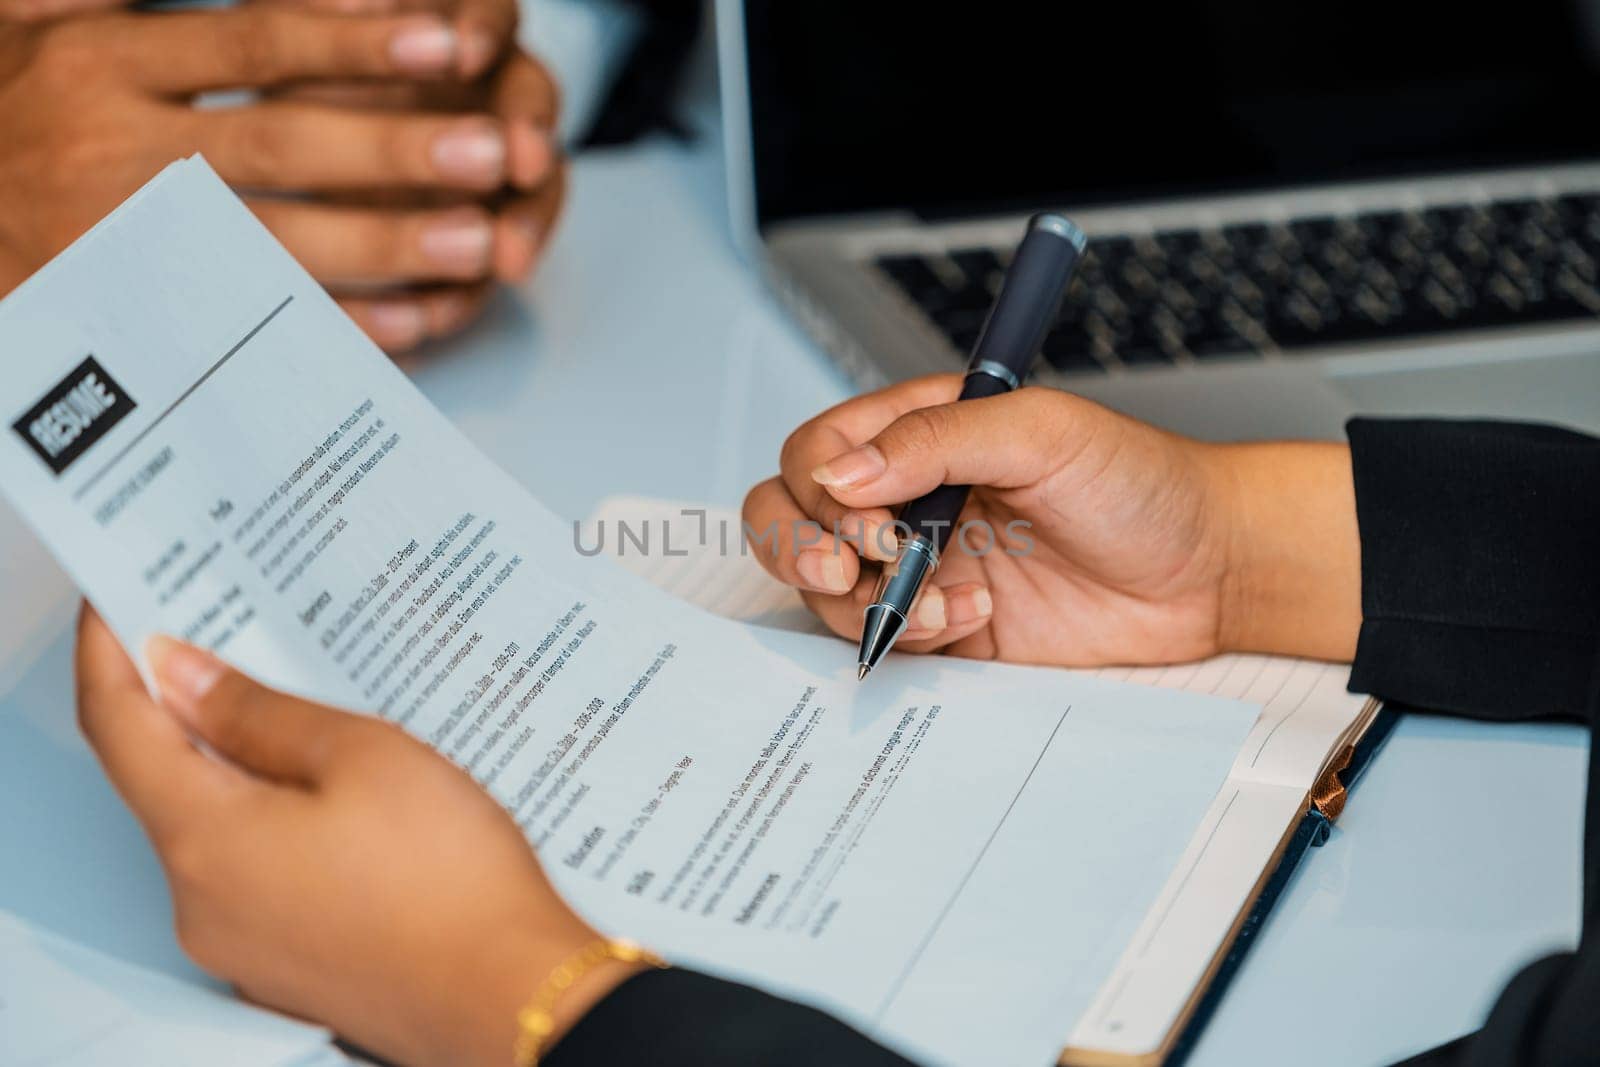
[496, 214, 542, 281]
[146, 635, 225, 726]
[947, 586, 994, 627]
[389, 19, 457, 75]
[847, 512, 898, 562]
[512, 215, 543, 268]
[367, 302, 427, 349]
[812, 444, 887, 489]
[507, 123, 555, 190]
[913, 586, 947, 630]
[458, 27, 498, 77]
[420, 212, 493, 273]
[430, 122, 506, 185]
[512, 214, 542, 248]
[796, 549, 851, 593]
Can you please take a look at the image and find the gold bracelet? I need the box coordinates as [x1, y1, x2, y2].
[513, 938, 667, 1067]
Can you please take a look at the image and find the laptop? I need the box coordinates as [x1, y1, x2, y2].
[715, 1, 1600, 439]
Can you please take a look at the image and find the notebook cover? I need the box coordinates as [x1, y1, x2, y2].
[1160, 705, 1402, 1066]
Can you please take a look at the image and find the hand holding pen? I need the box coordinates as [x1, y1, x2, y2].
[742, 214, 1360, 671]
[853, 215, 1085, 677]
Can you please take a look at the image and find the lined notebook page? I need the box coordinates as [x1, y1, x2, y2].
[1099, 656, 1375, 789]
[586, 497, 1373, 1063]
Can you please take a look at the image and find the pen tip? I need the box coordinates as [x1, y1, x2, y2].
[857, 663, 871, 682]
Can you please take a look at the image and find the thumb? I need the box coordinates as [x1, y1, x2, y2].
[146, 636, 358, 787]
[809, 387, 1101, 507]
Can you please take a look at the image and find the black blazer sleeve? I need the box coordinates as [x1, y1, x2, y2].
[1346, 418, 1600, 722]
[1346, 418, 1600, 1067]
[544, 967, 915, 1067]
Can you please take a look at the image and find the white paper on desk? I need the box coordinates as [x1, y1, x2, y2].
[0, 159, 1260, 1067]
[0, 910, 334, 1067]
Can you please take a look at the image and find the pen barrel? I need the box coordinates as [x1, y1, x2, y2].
[898, 484, 970, 558]
[873, 214, 1085, 639]
[870, 530, 940, 608]
[967, 213, 1086, 384]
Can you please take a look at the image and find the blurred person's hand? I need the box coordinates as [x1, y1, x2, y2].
[744, 375, 1363, 667]
[0, 5, 561, 351]
[75, 606, 641, 1067]
[252, 0, 568, 351]
[258, 0, 523, 81]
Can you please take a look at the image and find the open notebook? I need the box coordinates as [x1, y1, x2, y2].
[588, 497, 1385, 1066]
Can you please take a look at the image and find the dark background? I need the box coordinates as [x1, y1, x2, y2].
[745, 1, 1600, 224]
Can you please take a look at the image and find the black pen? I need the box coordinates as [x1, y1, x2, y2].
[857, 213, 1086, 680]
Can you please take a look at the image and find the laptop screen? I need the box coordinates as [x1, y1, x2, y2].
[742, 1, 1600, 227]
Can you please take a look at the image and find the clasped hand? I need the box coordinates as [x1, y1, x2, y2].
[0, 0, 564, 351]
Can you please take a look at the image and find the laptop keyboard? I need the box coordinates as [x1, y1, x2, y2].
[875, 196, 1600, 374]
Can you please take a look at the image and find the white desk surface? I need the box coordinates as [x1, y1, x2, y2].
[0, 135, 1587, 1067]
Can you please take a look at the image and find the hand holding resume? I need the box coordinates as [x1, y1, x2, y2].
[0, 159, 1373, 1067]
